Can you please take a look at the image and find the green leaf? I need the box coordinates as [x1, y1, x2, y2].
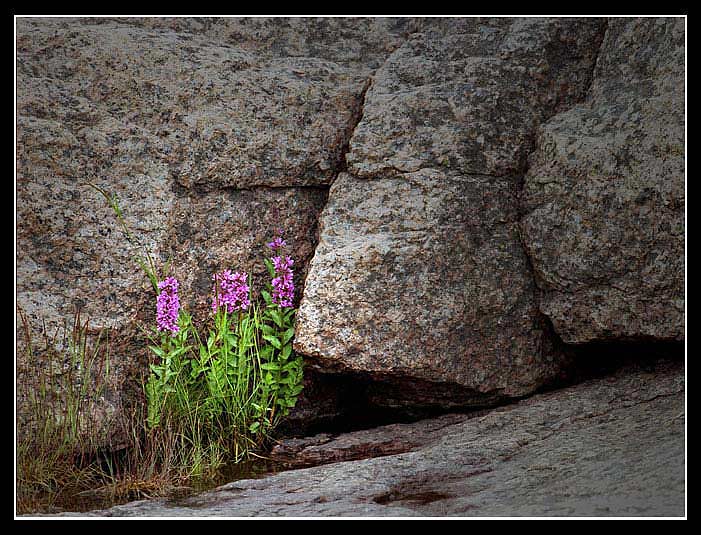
[281, 343, 292, 360]
[261, 289, 272, 305]
[149, 345, 165, 357]
[263, 335, 282, 349]
[170, 345, 192, 358]
[270, 309, 283, 328]
[283, 360, 301, 373]
[282, 327, 295, 344]
[149, 363, 163, 377]
[190, 364, 204, 380]
[260, 362, 279, 371]
[264, 258, 275, 278]
[260, 324, 275, 336]
[249, 421, 261, 433]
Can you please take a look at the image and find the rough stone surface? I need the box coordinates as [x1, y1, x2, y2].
[295, 18, 609, 406]
[46, 357, 684, 517]
[521, 18, 685, 344]
[346, 18, 606, 178]
[16, 16, 409, 331]
[295, 170, 566, 402]
[270, 413, 472, 468]
[162, 187, 327, 317]
[15, 17, 408, 442]
[97, 17, 415, 70]
[16, 18, 409, 192]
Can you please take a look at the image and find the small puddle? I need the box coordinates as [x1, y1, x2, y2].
[187, 458, 282, 494]
[163, 458, 284, 509]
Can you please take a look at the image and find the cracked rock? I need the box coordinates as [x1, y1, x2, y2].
[296, 18, 607, 406]
[521, 18, 685, 343]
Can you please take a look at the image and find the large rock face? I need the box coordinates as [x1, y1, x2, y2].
[16, 17, 684, 431]
[296, 170, 562, 403]
[295, 18, 607, 405]
[16, 16, 409, 333]
[346, 18, 606, 178]
[15, 17, 411, 440]
[521, 18, 685, 343]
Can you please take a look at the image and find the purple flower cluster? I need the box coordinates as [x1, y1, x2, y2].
[156, 277, 180, 336]
[266, 236, 286, 251]
[271, 255, 294, 308]
[212, 270, 250, 313]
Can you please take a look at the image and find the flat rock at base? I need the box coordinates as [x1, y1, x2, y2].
[521, 18, 685, 344]
[270, 413, 472, 468]
[49, 357, 684, 517]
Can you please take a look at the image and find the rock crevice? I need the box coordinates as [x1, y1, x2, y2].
[520, 17, 685, 344]
[294, 18, 610, 408]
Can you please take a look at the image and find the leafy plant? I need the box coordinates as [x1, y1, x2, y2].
[84, 186, 305, 482]
[18, 189, 310, 514]
[139, 231, 304, 476]
[255, 277, 304, 435]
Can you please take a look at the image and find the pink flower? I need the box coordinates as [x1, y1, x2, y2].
[212, 270, 250, 313]
[156, 277, 180, 336]
[271, 255, 294, 308]
[267, 236, 286, 250]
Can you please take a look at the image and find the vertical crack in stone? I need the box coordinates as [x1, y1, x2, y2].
[516, 17, 684, 362]
[295, 20, 618, 413]
[334, 76, 373, 177]
[584, 18, 609, 96]
[297, 74, 372, 299]
[514, 18, 612, 373]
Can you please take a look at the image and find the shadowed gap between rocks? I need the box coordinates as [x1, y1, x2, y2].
[278, 337, 684, 441]
[268, 341, 683, 475]
[334, 76, 372, 176]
